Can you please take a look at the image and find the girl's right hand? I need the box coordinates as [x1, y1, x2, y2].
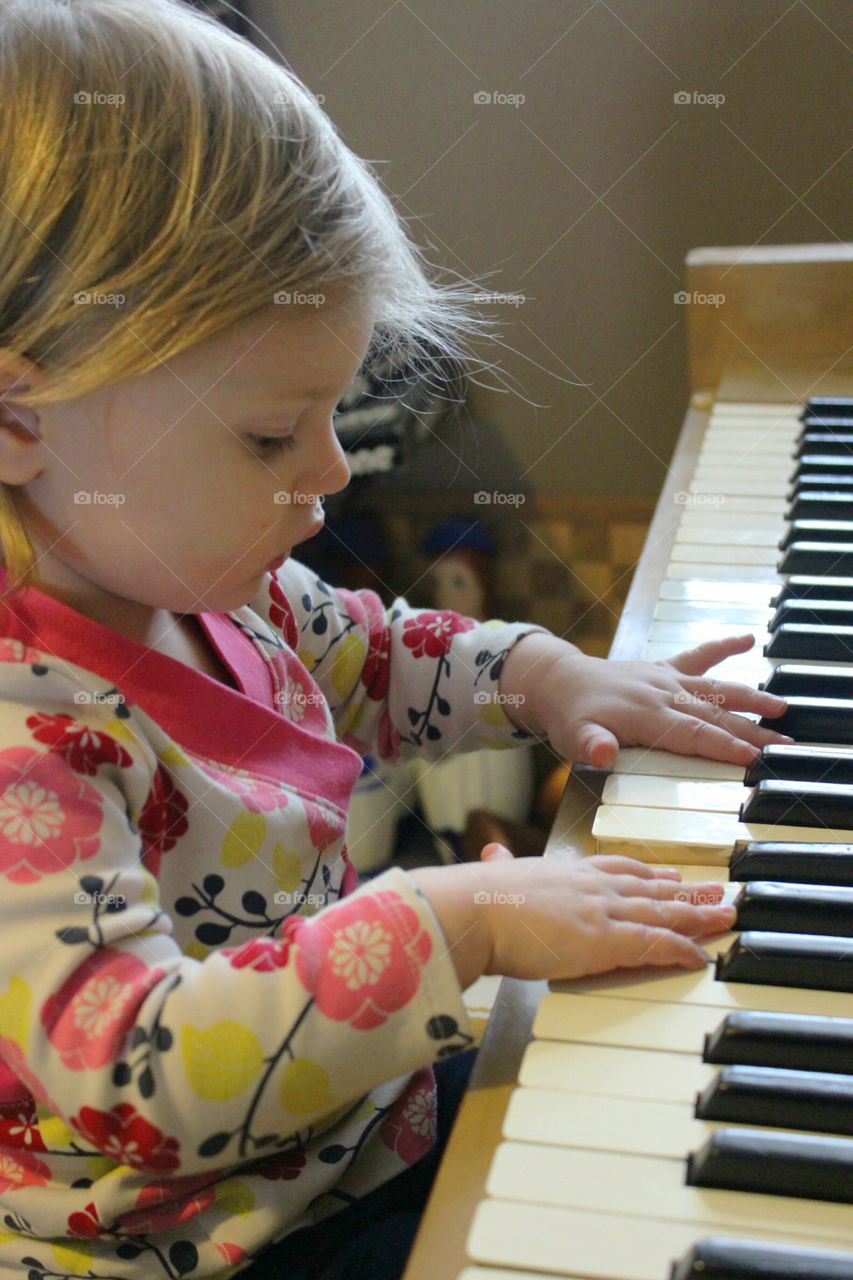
[411, 851, 734, 991]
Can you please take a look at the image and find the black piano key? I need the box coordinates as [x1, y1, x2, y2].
[789, 475, 853, 501]
[764, 623, 853, 660]
[686, 1128, 853, 1203]
[739, 779, 853, 827]
[793, 457, 853, 481]
[744, 745, 853, 786]
[715, 931, 853, 993]
[787, 491, 853, 521]
[761, 663, 853, 696]
[778, 542, 853, 575]
[671, 1237, 853, 1280]
[796, 433, 853, 458]
[730, 841, 853, 886]
[773, 579, 853, 604]
[770, 599, 853, 630]
[804, 398, 853, 418]
[804, 398, 853, 419]
[703, 1009, 853, 1075]
[799, 422, 853, 442]
[733, 881, 853, 936]
[758, 696, 853, 742]
[779, 520, 853, 548]
[694, 1063, 853, 1135]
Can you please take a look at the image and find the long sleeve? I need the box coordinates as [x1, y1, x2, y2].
[0, 663, 475, 1181]
[269, 556, 552, 764]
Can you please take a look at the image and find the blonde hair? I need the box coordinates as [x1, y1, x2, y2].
[0, 0, 499, 593]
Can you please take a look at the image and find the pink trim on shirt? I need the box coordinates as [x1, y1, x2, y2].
[0, 568, 363, 811]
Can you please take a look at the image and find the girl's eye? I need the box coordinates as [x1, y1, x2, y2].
[249, 433, 297, 456]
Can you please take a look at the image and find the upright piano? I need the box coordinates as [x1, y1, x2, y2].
[402, 242, 853, 1280]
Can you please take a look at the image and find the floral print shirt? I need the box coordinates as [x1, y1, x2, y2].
[0, 557, 548, 1278]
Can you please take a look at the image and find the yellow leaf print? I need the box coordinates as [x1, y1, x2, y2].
[50, 1242, 93, 1273]
[279, 1058, 333, 1116]
[298, 649, 316, 673]
[35, 1106, 74, 1149]
[272, 844, 302, 894]
[0, 975, 31, 1051]
[158, 742, 190, 768]
[85, 1155, 119, 1181]
[477, 700, 509, 729]
[474, 736, 516, 750]
[215, 1178, 255, 1215]
[335, 697, 364, 740]
[331, 632, 366, 699]
[220, 811, 266, 868]
[182, 1022, 263, 1101]
[184, 939, 210, 961]
[140, 867, 159, 906]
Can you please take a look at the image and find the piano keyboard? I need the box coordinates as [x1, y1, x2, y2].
[461, 395, 853, 1280]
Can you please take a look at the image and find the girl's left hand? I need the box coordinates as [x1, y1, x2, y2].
[534, 632, 793, 769]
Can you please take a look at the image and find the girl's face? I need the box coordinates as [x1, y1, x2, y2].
[6, 293, 375, 616]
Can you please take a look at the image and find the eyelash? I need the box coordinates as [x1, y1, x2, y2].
[249, 433, 298, 456]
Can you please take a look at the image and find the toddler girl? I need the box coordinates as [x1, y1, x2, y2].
[0, 2, 788, 1277]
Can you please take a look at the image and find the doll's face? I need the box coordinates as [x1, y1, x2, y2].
[431, 555, 487, 618]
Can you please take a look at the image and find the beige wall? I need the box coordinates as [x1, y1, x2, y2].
[245, 0, 853, 498]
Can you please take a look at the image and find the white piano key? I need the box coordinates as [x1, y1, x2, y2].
[690, 478, 789, 496]
[460, 1269, 579, 1280]
[591, 803, 853, 860]
[682, 497, 788, 514]
[654, 600, 772, 624]
[533, 991, 731, 1055]
[612, 747, 744, 780]
[711, 402, 802, 417]
[666, 561, 780, 582]
[670, 544, 779, 565]
[602, 774, 747, 813]
[505, 1089, 745, 1160]
[674, 525, 782, 547]
[467, 1200, 846, 1280]
[518, 1038, 716, 1102]
[693, 468, 792, 484]
[648, 620, 768, 642]
[550, 941, 853, 1018]
[485, 1143, 853, 1245]
[659, 578, 779, 604]
[678, 509, 786, 529]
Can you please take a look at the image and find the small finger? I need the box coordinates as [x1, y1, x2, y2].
[655, 710, 761, 766]
[680, 678, 788, 719]
[576, 723, 621, 769]
[480, 843, 514, 861]
[607, 921, 711, 970]
[588, 855, 680, 880]
[614, 896, 736, 937]
[667, 633, 756, 677]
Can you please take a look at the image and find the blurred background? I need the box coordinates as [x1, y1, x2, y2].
[192, 1, 853, 895]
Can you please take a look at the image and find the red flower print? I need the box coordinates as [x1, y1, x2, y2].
[0, 1039, 63, 1116]
[0, 1097, 47, 1153]
[402, 611, 475, 660]
[340, 844, 358, 898]
[115, 1170, 218, 1234]
[377, 706, 402, 763]
[0, 1144, 51, 1194]
[216, 1242, 248, 1266]
[70, 1101, 180, 1173]
[380, 1067, 437, 1165]
[0, 746, 103, 884]
[303, 798, 345, 852]
[220, 933, 295, 972]
[294, 890, 432, 1030]
[26, 712, 134, 776]
[138, 765, 189, 878]
[358, 598, 391, 702]
[196, 760, 289, 815]
[268, 575, 298, 649]
[41, 949, 165, 1072]
[67, 1200, 107, 1237]
[257, 1148, 306, 1181]
[0, 637, 42, 665]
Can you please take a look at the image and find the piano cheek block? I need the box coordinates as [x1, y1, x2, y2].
[686, 1128, 853, 1203]
[670, 1237, 853, 1280]
[715, 932, 853, 993]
